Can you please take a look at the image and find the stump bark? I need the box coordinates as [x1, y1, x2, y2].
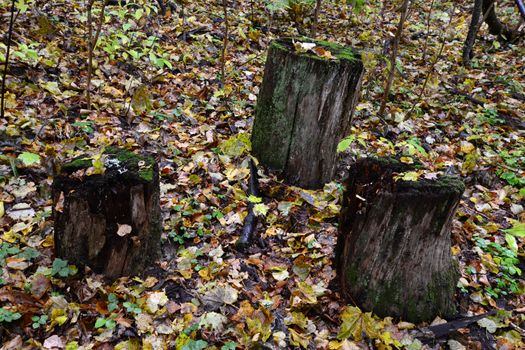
[251, 38, 364, 189]
[336, 158, 464, 322]
[52, 148, 161, 278]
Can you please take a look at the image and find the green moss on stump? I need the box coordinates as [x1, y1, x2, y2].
[61, 147, 155, 183]
[61, 157, 93, 172]
[345, 262, 459, 322]
[270, 37, 358, 63]
[105, 147, 155, 182]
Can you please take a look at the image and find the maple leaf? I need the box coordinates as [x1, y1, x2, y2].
[338, 306, 379, 341]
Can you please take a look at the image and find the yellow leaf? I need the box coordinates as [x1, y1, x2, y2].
[338, 306, 379, 341]
[289, 328, 310, 348]
[399, 156, 413, 164]
[49, 308, 68, 330]
[459, 141, 475, 154]
[131, 85, 153, 115]
[361, 51, 377, 70]
[91, 154, 106, 175]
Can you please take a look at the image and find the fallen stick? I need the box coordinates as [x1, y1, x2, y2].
[235, 158, 259, 252]
[416, 310, 496, 340]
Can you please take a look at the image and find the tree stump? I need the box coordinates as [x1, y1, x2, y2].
[336, 158, 464, 322]
[251, 37, 364, 189]
[52, 148, 161, 278]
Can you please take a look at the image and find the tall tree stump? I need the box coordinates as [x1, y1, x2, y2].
[336, 158, 464, 322]
[251, 37, 364, 189]
[52, 148, 161, 278]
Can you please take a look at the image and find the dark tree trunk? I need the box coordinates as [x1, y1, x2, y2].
[53, 148, 161, 278]
[251, 38, 364, 189]
[464, 0, 517, 64]
[463, 0, 483, 64]
[336, 158, 464, 322]
[482, 0, 514, 39]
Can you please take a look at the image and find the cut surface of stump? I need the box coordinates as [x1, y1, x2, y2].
[336, 158, 464, 322]
[52, 148, 160, 278]
[251, 37, 364, 189]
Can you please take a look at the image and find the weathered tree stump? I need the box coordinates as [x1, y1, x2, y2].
[251, 37, 364, 189]
[336, 158, 464, 322]
[52, 148, 161, 278]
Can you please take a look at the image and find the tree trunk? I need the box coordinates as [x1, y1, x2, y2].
[336, 158, 464, 322]
[482, 0, 514, 39]
[52, 148, 161, 278]
[463, 0, 483, 64]
[251, 38, 364, 189]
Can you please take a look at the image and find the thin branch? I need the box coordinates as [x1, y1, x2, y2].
[311, 0, 322, 37]
[86, 0, 108, 111]
[220, 0, 229, 83]
[378, 0, 411, 117]
[407, 4, 456, 118]
[1, 0, 17, 120]
[421, 0, 435, 61]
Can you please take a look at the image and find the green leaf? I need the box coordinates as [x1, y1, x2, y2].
[15, 0, 29, 12]
[94, 318, 106, 328]
[181, 340, 208, 350]
[247, 195, 262, 203]
[17, 152, 40, 166]
[221, 342, 237, 350]
[105, 319, 116, 329]
[407, 137, 428, 156]
[65, 341, 79, 350]
[337, 135, 355, 153]
[51, 258, 76, 277]
[503, 222, 525, 238]
[505, 234, 518, 252]
[51, 258, 68, 275]
[253, 203, 269, 216]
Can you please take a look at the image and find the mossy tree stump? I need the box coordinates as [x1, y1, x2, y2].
[251, 37, 364, 189]
[52, 148, 161, 278]
[335, 158, 464, 322]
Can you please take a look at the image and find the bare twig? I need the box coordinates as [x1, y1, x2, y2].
[311, 0, 322, 37]
[378, 0, 411, 117]
[406, 4, 456, 118]
[444, 85, 484, 106]
[181, 1, 187, 41]
[220, 0, 229, 83]
[1, 0, 17, 120]
[86, 0, 94, 110]
[236, 158, 260, 251]
[86, 0, 108, 111]
[421, 0, 435, 61]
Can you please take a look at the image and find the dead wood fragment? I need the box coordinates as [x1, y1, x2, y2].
[235, 158, 259, 252]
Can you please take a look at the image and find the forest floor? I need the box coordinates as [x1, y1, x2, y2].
[0, 0, 524, 349]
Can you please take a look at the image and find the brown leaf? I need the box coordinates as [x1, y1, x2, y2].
[31, 275, 51, 299]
